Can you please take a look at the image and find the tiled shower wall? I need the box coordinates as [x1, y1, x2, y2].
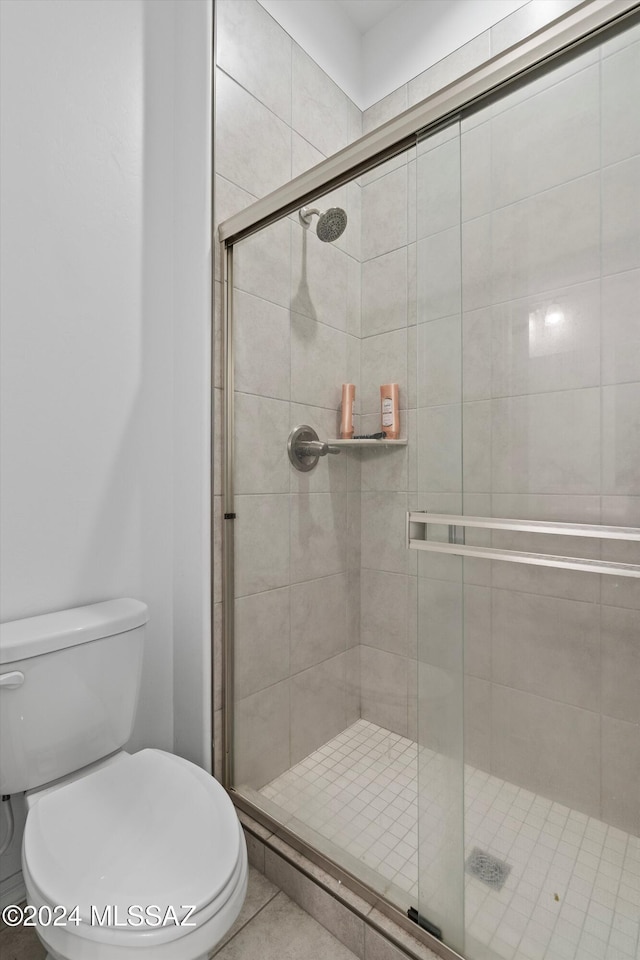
[214, 0, 639, 837]
[213, 0, 363, 786]
[458, 28, 640, 836]
[358, 24, 640, 836]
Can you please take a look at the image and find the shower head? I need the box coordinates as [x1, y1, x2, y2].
[299, 206, 348, 242]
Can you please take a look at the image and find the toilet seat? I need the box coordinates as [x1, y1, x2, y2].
[23, 749, 246, 950]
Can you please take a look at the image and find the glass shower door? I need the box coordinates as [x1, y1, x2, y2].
[414, 18, 640, 960]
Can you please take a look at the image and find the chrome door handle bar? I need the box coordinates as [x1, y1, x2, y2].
[406, 513, 640, 578]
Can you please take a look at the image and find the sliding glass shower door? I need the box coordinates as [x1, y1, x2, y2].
[414, 19, 640, 960]
[225, 12, 638, 960]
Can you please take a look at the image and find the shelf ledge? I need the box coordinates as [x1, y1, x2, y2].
[327, 439, 407, 447]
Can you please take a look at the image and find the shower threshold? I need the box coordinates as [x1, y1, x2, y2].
[241, 720, 639, 960]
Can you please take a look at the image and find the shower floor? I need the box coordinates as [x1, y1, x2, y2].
[260, 720, 640, 960]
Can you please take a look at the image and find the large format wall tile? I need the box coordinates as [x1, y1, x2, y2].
[234, 219, 292, 309]
[360, 492, 409, 575]
[601, 38, 640, 166]
[290, 313, 349, 410]
[291, 46, 349, 159]
[360, 421, 409, 493]
[416, 227, 461, 323]
[235, 587, 290, 699]
[490, 64, 600, 208]
[234, 291, 290, 401]
[216, 70, 291, 198]
[463, 585, 491, 680]
[361, 167, 408, 261]
[490, 173, 600, 303]
[235, 680, 290, 788]
[290, 574, 348, 673]
[462, 401, 491, 493]
[217, 0, 292, 125]
[290, 655, 347, 763]
[360, 328, 408, 416]
[462, 307, 492, 401]
[464, 676, 491, 771]
[491, 686, 601, 818]
[601, 604, 640, 724]
[602, 156, 640, 275]
[601, 269, 640, 386]
[347, 256, 361, 338]
[417, 577, 464, 672]
[601, 496, 640, 611]
[602, 382, 640, 496]
[360, 568, 410, 657]
[290, 222, 349, 331]
[461, 122, 491, 222]
[490, 492, 601, 525]
[462, 215, 492, 311]
[360, 646, 408, 737]
[417, 135, 460, 238]
[336, 182, 362, 263]
[361, 248, 408, 338]
[290, 492, 347, 582]
[601, 715, 640, 836]
[344, 646, 360, 726]
[416, 404, 462, 493]
[491, 589, 600, 710]
[489, 280, 601, 397]
[291, 130, 324, 179]
[490, 388, 601, 495]
[235, 393, 290, 494]
[417, 316, 461, 407]
[235, 494, 290, 597]
[490, 537, 600, 603]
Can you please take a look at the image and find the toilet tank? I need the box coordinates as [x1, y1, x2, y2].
[0, 599, 148, 794]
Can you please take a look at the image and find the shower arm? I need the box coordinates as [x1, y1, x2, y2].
[299, 206, 320, 226]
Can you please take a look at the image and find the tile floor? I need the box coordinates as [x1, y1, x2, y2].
[259, 719, 640, 960]
[0, 868, 360, 960]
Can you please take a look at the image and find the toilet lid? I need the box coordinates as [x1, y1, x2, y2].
[23, 750, 242, 929]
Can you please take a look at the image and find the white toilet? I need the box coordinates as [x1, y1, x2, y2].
[0, 599, 247, 960]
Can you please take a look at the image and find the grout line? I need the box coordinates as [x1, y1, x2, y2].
[210, 888, 282, 957]
[251, 719, 639, 960]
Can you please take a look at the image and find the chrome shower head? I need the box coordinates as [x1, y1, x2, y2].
[299, 206, 348, 242]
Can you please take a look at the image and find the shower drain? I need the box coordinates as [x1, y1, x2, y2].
[465, 848, 511, 890]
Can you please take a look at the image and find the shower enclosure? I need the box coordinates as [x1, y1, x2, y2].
[218, 5, 640, 959]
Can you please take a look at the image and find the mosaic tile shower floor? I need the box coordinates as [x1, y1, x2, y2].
[260, 720, 640, 960]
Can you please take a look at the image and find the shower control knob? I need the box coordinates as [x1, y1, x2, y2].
[288, 425, 340, 472]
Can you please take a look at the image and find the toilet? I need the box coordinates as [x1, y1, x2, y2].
[0, 599, 247, 960]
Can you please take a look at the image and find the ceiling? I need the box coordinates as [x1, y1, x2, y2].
[336, 0, 406, 34]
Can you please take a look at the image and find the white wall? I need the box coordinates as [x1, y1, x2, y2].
[170, 0, 213, 772]
[0, 0, 212, 900]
